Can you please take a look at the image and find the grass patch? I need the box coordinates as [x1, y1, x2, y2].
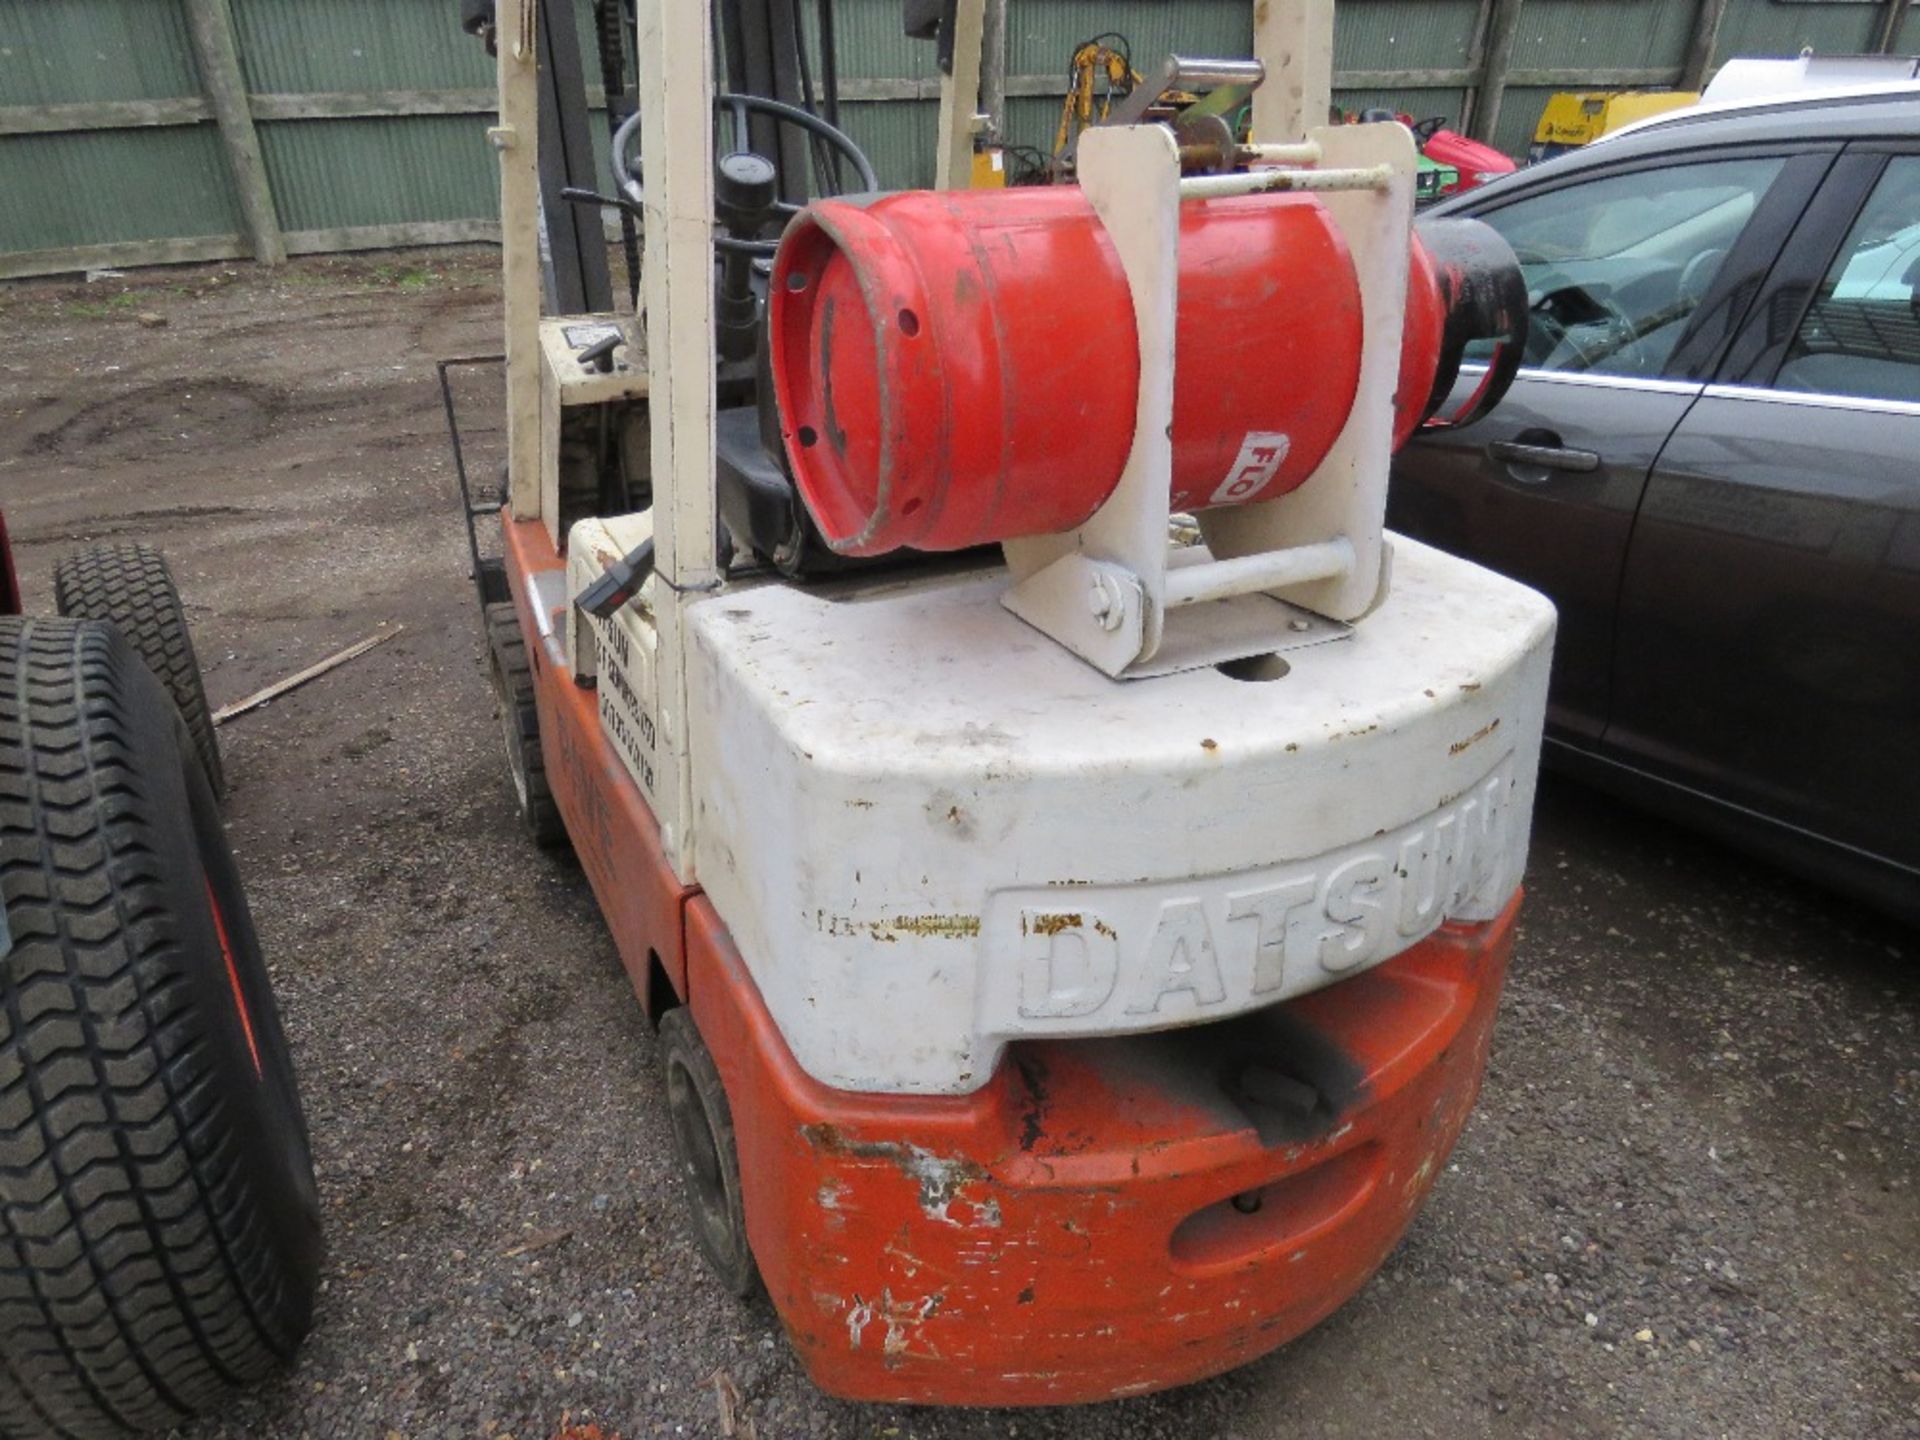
[65, 291, 141, 319]
[369, 263, 440, 290]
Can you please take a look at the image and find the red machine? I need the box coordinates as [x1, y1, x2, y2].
[1354, 109, 1518, 196]
[1398, 113, 1517, 194]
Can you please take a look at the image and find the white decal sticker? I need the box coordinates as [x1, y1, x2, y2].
[1211, 431, 1292, 506]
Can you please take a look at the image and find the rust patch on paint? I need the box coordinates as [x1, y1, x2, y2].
[1449, 717, 1500, 756]
[1026, 912, 1083, 937]
[882, 913, 981, 940]
[816, 911, 981, 942]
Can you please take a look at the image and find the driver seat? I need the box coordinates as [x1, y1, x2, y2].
[715, 346, 871, 578]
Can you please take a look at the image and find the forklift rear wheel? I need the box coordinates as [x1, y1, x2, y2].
[659, 1008, 760, 1298]
[0, 617, 321, 1437]
[484, 602, 566, 848]
[54, 541, 225, 799]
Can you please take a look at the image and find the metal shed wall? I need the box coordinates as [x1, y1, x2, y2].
[1, 0, 1915, 276]
[0, 0, 243, 270]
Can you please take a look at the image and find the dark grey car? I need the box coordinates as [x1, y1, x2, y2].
[1391, 88, 1920, 927]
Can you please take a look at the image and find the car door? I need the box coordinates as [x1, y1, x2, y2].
[1607, 146, 1920, 882]
[1390, 148, 1833, 740]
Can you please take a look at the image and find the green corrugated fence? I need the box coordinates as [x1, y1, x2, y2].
[0, 0, 1914, 278]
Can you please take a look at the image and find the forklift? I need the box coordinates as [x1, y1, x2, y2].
[450, 0, 1554, 1405]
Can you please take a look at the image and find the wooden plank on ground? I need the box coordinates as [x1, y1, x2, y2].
[212, 627, 401, 726]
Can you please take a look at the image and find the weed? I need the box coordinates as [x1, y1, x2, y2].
[369, 264, 439, 290]
[66, 292, 140, 319]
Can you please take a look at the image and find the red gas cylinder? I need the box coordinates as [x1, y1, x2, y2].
[772, 187, 1414, 557]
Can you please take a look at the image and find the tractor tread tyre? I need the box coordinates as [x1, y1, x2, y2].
[53, 544, 224, 801]
[659, 1008, 760, 1299]
[0, 616, 320, 1439]
[483, 603, 566, 849]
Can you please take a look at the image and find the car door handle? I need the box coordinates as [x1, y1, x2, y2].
[1487, 439, 1602, 474]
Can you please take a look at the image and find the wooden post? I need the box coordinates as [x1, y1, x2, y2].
[183, 0, 284, 265]
[1459, 0, 1498, 134]
[1874, 0, 1907, 54]
[934, 0, 986, 189]
[1682, 0, 1732, 91]
[1468, 0, 1524, 147]
[1252, 0, 1335, 143]
[979, 0, 1008, 143]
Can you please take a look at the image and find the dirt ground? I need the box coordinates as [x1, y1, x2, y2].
[0, 251, 1915, 1440]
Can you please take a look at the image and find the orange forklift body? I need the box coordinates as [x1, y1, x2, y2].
[504, 516, 1516, 1404]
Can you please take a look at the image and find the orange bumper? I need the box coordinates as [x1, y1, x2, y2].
[689, 893, 1515, 1406]
[501, 516, 1517, 1406]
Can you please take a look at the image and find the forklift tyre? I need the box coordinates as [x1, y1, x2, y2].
[658, 1008, 759, 1298]
[0, 617, 320, 1438]
[54, 542, 224, 800]
[484, 602, 566, 848]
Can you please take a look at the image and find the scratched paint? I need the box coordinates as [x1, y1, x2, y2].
[802, 1125, 1001, 1227]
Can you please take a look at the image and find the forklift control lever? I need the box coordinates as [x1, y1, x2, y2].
[576, 332, 623, 374]
[575, 538, 656, 620]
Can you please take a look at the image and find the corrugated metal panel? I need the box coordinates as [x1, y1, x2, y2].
[1901, 2, 1920, 51]
[1716, 0, 1887, 57]
[808, 0, 942, 81]
[9, 0, 1906, 269]
[837, 96, 942, 189]
[231, 0, 529, 236]
[0, 0, 200, 105]
[1334, 87, 1472, 126]
[227, 0, 494, 94]
[259, 116, 498, 232]
[1491, 84, 1567, 156]
[0, 126, 241, 251]
[1003, 0, 1251, 75]
[1336, 0, 1483, 72]
[1505, 0, 1697, 73]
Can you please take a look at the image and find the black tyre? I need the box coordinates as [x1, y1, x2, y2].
[483, 602, 565, 848]
[0, 616, 320, 1438]
[658, 1008, 758, 1298]
[53, 543, 224, 800]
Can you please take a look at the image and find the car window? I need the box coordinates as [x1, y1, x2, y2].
[1776, 157, 1920, 405]
[1471, 157, 1786, 377]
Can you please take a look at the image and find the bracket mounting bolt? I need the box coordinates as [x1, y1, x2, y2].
[1088, 574, 1125, 633]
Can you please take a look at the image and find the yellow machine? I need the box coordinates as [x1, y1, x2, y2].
[1529, 90, 1699, 162]
[1054, 35, 1141, 157]
[969, 146, 1008, 187]
[1049, 36, 1248, 185]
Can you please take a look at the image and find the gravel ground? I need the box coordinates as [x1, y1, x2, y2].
[0, 253, 1914, 1440]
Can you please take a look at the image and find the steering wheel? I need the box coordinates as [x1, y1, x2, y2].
[611, 94, 878, 258]
[1527, 281, 1641, 373]
[1411, 115, 1448, 145]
